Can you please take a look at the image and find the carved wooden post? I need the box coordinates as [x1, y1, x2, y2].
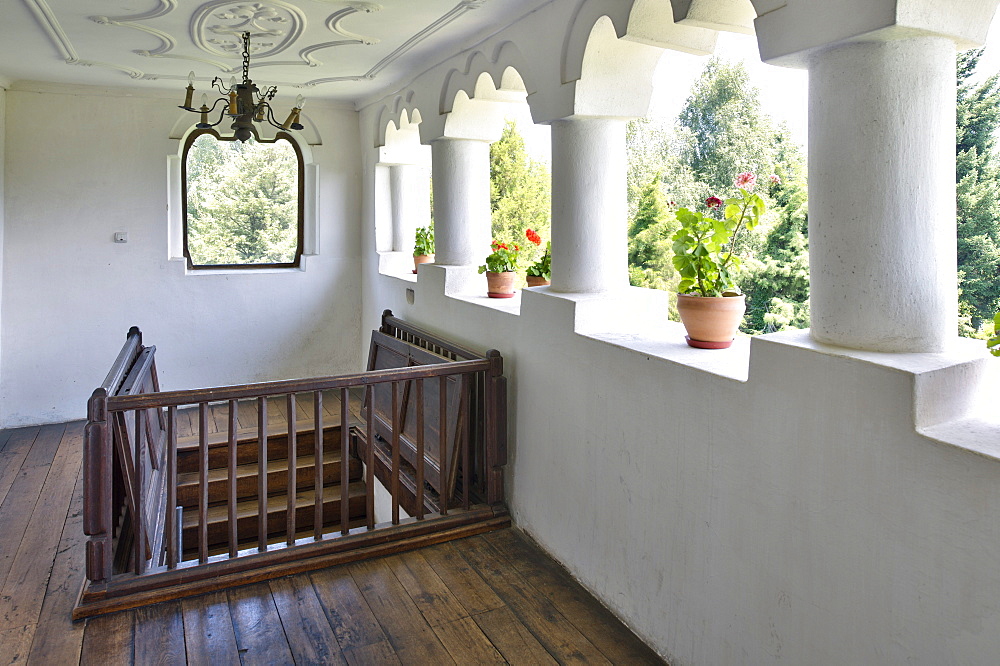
[484, 350, 507, 505]
[84, 388, 113, 583]
[380, 309, 395, 337]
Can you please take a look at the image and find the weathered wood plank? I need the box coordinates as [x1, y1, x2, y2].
[20, 423, 66, 470]
[458, 535, 612, 665]
[25, 467, 86, 666]
[309, 567, 388, 652]
[386, 549, 468, 627]
[0, 428, 38, 511]
[133, 601, 186, 665]
[227, 582, 295, 666]
[181, 591, 240, 665]
[0, 428, 14, 454]
[342, 639, 400, 666]
[81, 610, 135, 665]
[0, 424, 83, 631]
[421, 539, 504, 616]
[431, 616, 506, 664]
[473, 606, 558, 665]
[269, 575, 347, 665]
[484, 529, 664, 665]
[0, 624, 35, 665]
[348, 558, 455, 664]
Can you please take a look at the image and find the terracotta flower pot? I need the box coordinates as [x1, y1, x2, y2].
[676, 293, 746, 349]
[486, 271, 516, 298]
[413, 254, 434, 274]
[526, 275, 550, 287]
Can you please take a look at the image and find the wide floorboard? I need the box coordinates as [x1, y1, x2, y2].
[0, 423, 664, 665]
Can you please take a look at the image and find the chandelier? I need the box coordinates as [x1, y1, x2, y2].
[179, 31, 304, 142]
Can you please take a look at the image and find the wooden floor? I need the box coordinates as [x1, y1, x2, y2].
[0, 422, 664, 665]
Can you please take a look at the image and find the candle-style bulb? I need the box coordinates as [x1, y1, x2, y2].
[295, 95, 305, 110]
[200, 93, 209, 109]
[187, 70, 196, 87]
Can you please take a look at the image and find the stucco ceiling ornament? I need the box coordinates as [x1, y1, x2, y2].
[192, 0, 305, 58]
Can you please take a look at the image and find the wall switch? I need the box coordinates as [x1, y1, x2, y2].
[114, 232, 128, 243]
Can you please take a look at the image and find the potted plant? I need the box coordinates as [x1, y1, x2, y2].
[671, 172, 764, 348]
[478, 240, 521, 298]
[525, 229, 551, 287]
[413, 223, 435, 273]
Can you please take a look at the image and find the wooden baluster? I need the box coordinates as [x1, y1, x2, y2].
[462, 375, 470, 510]
[341, 388, 350, 535]
[228, 399, 238, 558]
[166, 406, 178, 569]
[365, 385, 375, 530]
[286, 394, 297, 546]
[439, 376, 448, 516]
[198, 403, 209, 565]
[84, 389, 113, 583]
[257, 397, 268, 552]
[391, 381, 400, 525]
[415, 378, 425, 520]
[314, 390, 324, 540]
[134, 409, 145, 574]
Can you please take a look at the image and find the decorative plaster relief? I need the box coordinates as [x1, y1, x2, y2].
[192, 1, 306, 57]
[305, 0, 490, 87]
[25, 0, 147, 78]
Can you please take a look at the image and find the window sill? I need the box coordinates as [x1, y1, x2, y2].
[168, 256, 310, 275]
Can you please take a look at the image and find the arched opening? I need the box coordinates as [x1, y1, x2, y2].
[182, 129, 305, 269]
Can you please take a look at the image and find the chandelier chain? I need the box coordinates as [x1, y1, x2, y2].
[242, 32, 251, 84]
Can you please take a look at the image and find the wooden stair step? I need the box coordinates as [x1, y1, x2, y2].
[175, 425, 350, 474]
[179, 516, 370, 561]
[175, 451, 362, 507]
[180, 482, 368, 549]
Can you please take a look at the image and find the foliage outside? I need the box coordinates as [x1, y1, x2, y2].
[186, 134, 299, 265]
[490, 120, 551, 270]
[414, 223, 435, 257]
[956, 48, 1000, 335]
[627, 59, 810, 334]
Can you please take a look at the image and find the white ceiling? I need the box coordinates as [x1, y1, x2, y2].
[0, 0, 548, 104]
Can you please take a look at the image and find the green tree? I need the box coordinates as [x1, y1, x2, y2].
[490, 120, 551, 266]
[956, 48, 1000, 330]
[739, 167, 811, 334]
[187, 134, 299, 265]
[677, 59, 782, 196]
[628, 175, 679, 293]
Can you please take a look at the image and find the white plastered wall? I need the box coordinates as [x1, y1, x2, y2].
[0, 85, 6, 401]
[357, 0, 1000, 662]
[0, 84, 364, 427]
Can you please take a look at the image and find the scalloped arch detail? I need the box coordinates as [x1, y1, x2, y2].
[438, 41, 534, 116]
[562, 0, 635, 85]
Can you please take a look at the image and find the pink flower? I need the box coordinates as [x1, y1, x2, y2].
[769, 174, 781, 185]
[705, 196, 723, 209]
[735, 172, 757, 190]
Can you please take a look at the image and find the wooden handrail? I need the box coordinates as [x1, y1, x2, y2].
[106, 359, 491, 411]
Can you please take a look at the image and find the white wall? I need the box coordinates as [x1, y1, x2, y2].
[0, 85, 6, 409]
[0, 84, 364, 427]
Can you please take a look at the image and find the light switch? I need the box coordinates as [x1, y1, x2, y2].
[114, 232, 128, 243]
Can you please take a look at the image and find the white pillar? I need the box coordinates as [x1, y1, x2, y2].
[388, 164, 430, 253]
[549, 117, 628, 293]
[809, 36, 956, 352]
[430, 138, 492, 266]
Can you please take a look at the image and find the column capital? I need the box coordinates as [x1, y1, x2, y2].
[754, 0, 1000, 67]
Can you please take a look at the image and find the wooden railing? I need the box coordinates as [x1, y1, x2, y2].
[79, 316, 507, 616]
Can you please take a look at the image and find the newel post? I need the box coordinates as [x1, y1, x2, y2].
[83, 388, 113, 583]
[484, 350, 507, 505]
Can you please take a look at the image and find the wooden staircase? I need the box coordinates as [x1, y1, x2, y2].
[174, 416, 368, 560]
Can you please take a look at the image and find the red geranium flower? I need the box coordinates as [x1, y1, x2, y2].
[705, 196, 724, 209]
[526, 229, 542, 245]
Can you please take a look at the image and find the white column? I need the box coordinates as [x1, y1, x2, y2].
[388, 164, 429, 253]
[809, 36, 956, 352]
[549, 117, 628, 293]
[430, 138, 492, 266]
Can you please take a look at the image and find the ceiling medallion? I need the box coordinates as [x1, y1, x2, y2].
[192, 0, 305, 58]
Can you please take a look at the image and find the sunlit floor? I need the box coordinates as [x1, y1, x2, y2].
[0, 422, 664, 665]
